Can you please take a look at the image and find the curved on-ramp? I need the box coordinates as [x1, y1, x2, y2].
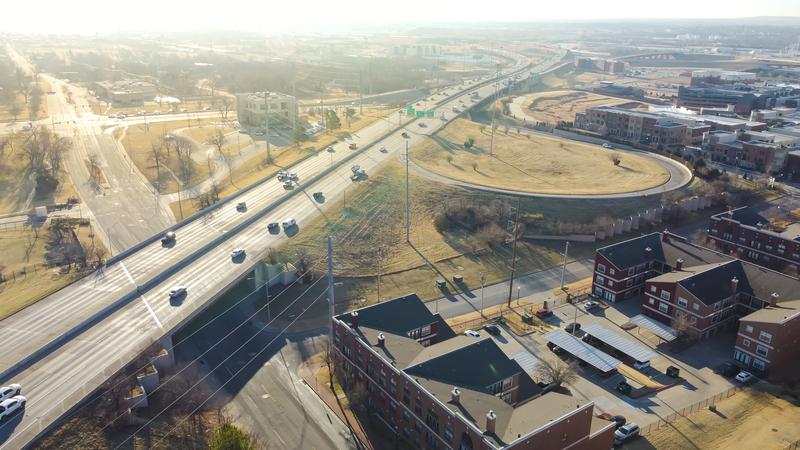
[406, 132, 693, 199]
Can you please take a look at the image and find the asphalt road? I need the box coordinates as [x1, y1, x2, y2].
[0, 48, 555, 449]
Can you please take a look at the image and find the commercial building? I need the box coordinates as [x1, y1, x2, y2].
[332, 294, 615, 450]
[575, 106, 691, 148]
[92, 79, 157, 105]
[689, 70, 757, 86]
[677, 86, 757, 114]
[701, 130, 789, 173]
[593, 232, 800, 378]
[708, 206, 800, 274]
[235, 91, 298, 130]
[574, 57, 625, 75]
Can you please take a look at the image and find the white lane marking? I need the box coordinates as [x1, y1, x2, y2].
[120, 261, 163, 330]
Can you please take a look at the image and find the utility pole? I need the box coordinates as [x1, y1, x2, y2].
[480, 272, 486, 317]
[489, 63, 500, 157]
[327, 236, 335, 336]
[506, 197, 521, 307]
[560, 241, 570, 291]
[263, 93, 271, 164]
[405, 140, 410, 243]
[376, 248, 383, 302]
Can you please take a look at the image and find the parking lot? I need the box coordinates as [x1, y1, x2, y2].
[487, 298, 741, 434]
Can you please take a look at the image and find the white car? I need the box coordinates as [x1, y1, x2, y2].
[231, 248, 246, 259]
[379, 146, 388, 153]
[0, 395, 26, 421]
[168, 286, 187, 299]
[583, 301, 600, 311]
[0, 385, 21, 403]
[633, 360, 651, 370]
[602, 143, 613, 149]
[326, 146, 335, 153]
[614, 423, 639, 444]
[288, 173, 299, 181]
[464, 330, 480, 338]
[735, 371, 753, 383]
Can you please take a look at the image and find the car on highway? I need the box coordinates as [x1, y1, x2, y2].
[602, 143, 613, 149]
[288, 173, 299, 181]
[402, 132, 409, 138]
[614, 423, 640, 445]
[255, 131, 265, 136]
[313, 192, 324, 202]
[379, 146, 388, 153]
[282, 218, 297, 229]
[277, 170, 288, 180]
[418, 122, 426, 128]
[464, 330, 481, 338]
[0, 385, 21, 403]
[230, 248, 246, 259]
[235, 202, 247, 212]
[283, 180, 293, 189]
[326, 146, 335, 153]
[735, 371, 754, 383]
[348, 143, 357, 150]
[161, 231, 176, 245]
[351, 165, 361, 173]
[169, 286, 187, 299]
[483, 324, 501, 336]
[267, 222, 279, 232]
[0, 395, 26, 422]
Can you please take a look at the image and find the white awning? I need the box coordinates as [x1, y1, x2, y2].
[582, 323, 658, 362]
[629, 314, 678, 342]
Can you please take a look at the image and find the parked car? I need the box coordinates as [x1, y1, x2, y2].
[633, 360, 651, 370]
[161, 231, 176, 245]
[614, 423, 640, 445]
[611, 415, 626, 429]
[282, 218, 297, 229]
[547, 342, 566, 355]
[235, 202, 247, 212]
[230, 248, 245, 259]
[735, 371, 753, 383]
[583, 300, 600, 311]
[719, 362, 741, 377]
[169, 286, 187, 299]
[483, 324, 501, 336]
[565, 322, 581, 334]
[0, 385, 21, 403]
[464, 330, 480, 338]
[0, 396, 26, 422]
[535, 308, 553, 318]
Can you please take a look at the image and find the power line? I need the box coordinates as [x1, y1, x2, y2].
[93, 274, 327, 438]
[113, 287, 329, 450]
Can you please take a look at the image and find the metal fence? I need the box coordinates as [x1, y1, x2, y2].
[639, 385, 739, 436]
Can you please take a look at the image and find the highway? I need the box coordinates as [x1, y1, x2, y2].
[0, 48, 558, 448]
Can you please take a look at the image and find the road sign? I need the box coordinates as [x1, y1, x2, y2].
[426, 110, 435, 118]
[416, 111, 425, 117]
[406, 106, 415, 115]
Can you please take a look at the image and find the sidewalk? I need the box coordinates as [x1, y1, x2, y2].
[298, 360, 375, 450]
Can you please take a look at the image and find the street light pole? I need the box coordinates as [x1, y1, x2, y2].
[405, 140, 410, 243]
[480, 272, 486, 317]
[263, 93, 271, 164]
[560, 241, 570, 291]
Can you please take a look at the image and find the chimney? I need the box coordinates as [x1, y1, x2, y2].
[451, 387, 461, 404]
[485, 410, 497, 434]
[377, 333, 385, 347]
[350, 311, 359, 328]
[675, 258, 684, 271]
[770, 292, 780, 307]
[662, 230, 670, 243]
[730, 277, 739, 300]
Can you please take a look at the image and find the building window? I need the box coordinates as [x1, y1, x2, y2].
[692, 303, 700, 311]
[759, 331, 772, 344]
[753, 359, 766, 371]
[659, 302, 669, 314]
[650, 285, 657, 293]
[745, 325, 754, 334]
[678, 297, 688, 308]
[403, 387, 410, 405]
[742, 338, 750, 348]
[648, 298, 655, 305]
[597, 264, 606, 274]
[608, 280, 614, 287]
[596, 275, 605, 285]
[756, 345, 769, 357]
[390, 378, 397, 395]
[426, 411, 439, 432]
[734, 350, 750, 365]
[628, 267, 635, 276]
[443, 424, 454, 443]
[660, 290, 671, 301]
[626, 279, 633, 288]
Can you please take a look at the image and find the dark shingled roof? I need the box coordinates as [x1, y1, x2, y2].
[405, 339, 532, 396]
[336, 293, 454, 340]
[597, 232, 729, 270]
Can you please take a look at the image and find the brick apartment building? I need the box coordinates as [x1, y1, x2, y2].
[332, 295, 615, 450]
[701, 130, 788, 173]
[593, 232, 800, 377]
[575, 106, 690, 148]
[708, 206, 800, 274]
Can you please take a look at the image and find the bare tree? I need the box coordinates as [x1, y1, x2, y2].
[206, 129, 226, 155]
[175, 137, 195, 188]
[535, 358, 578, 387]
[217, 97, 234, 121]
[149, 143, 168, 191]
[8, 103, 21, 122]
[88, 154, 101, 184]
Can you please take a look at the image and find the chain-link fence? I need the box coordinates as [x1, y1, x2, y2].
[639, 385, 739, 436]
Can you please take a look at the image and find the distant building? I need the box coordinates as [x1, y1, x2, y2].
[677, 86, 757, 114]
[235, 92, 298, 130]
[574, 57, 625, 74]
[593, 232, 800, 378]
[332, 294, 616, 450]
[92, 79, 157, 105]
[690, 70, 757, 86]
[701, 129, 790, 173]
[575, 106, 690, 148]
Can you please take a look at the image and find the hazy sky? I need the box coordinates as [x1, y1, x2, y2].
[2, 0, 799, 34]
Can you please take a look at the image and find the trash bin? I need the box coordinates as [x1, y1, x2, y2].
[435, 279, 446, 289]
[666, 366, 680, 378]
[453, 274, 464, 284]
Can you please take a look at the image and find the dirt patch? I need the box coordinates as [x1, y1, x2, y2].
[521, 89, 645, 124]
